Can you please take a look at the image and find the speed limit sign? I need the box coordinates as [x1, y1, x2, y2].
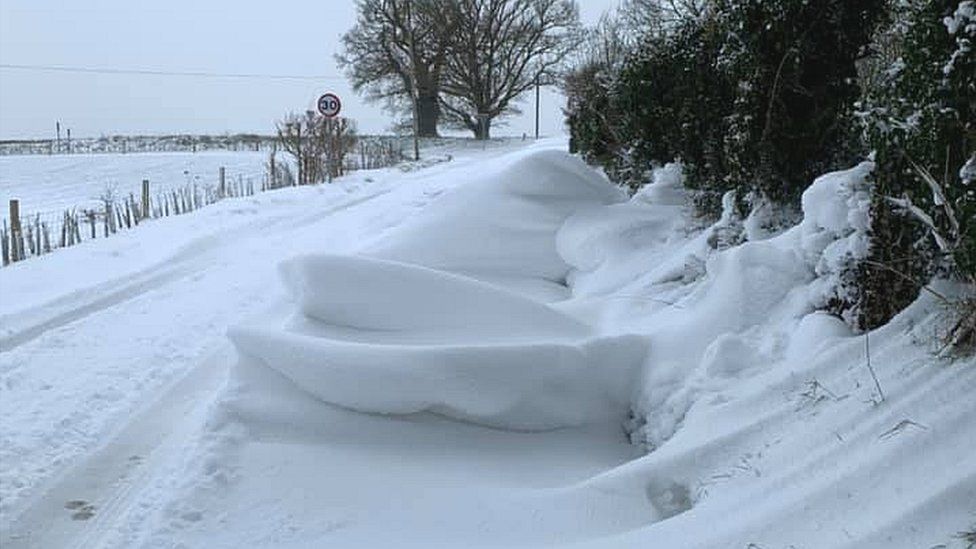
[317, 93, 342, 118]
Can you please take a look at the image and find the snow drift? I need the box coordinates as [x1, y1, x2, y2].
[277, 254, 590, 339]
[230, 255, 647, 430]
[365, 148, 626, 301]
[549, 161, 976, 547]
[229, 150, 647, 430]
[142, 146, 973, 548]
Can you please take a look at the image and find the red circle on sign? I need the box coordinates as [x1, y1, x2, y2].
[317, 93, 342, 118]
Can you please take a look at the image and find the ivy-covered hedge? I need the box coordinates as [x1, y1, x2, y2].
[856, 0, 975, 329]
[565, 0, 974, 331]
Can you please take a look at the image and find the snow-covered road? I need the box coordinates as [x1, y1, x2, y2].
[1, 140, 973, 549]
[1, 141, 554, 546]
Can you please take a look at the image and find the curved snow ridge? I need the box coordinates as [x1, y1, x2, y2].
[364, 149, 627, 292]
[230, 326, 648, 431]
[226, 149, 646, 432]
[230, 253, 649, 431]
[558, 162, 689, 276]
[279, 254, 590, 339]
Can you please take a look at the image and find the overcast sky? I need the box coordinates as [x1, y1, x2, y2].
[0, 0, 616, 140]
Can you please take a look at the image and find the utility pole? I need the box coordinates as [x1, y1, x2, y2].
[295, 122, 302, 184]
[534, 75, 540, 139]
[405, 2, 420, 161]
[56, 121, 61, 153]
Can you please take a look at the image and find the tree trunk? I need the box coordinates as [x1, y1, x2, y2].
[416, 93, 440, 138]
[474, 118, 491, 140]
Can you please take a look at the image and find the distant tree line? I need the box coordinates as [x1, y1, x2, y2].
[565, 0, 973, 346]
[337, 0, 581, 139]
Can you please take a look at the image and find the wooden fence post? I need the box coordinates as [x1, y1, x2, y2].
[142, 179, 150, 219]
[87, 210, 97, 239]
[9, 199, 22, 262]
[2, 221, 9, 266]
[219, 167, 226, 198]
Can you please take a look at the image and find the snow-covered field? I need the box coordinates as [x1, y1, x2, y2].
[0, 151, 267, 220]
[0, 139, 973, 548]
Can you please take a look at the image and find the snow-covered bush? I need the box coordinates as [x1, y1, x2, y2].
[566, 0, 883, 216]
[566, 11, 735, 205]
[855, 0, 975, 331]
[798, 162, 875, 325]
[715, 0, 885, 204]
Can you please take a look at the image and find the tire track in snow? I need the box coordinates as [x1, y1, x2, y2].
[0, 250, 209, 357]
[0, 346, 231, 549]
[0, 148, 526, 545]
[0, 187, 392, 359]
[0, 184, 404, 535]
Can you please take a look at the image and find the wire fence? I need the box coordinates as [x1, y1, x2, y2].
[2, 169, 261, 266]
[1, 138, 409, 268]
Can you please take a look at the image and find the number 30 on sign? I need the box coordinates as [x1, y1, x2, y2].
[317, 93, 342, 118]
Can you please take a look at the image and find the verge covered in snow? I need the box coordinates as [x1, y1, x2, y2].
[1, 141, 973, 548]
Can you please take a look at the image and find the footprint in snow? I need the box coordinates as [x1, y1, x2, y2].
[65, 499, 96, 520]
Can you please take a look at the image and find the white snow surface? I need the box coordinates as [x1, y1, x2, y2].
[227, 150, 643, 431]
[0, 151, 267, 219]
[0, 140, 973, 549]
[364, 148, 626, 298]
[231, 254, 647, 430]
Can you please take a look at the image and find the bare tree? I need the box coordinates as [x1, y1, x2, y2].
[337, 0, 455, 138]
[566, 12, 631, 73]
[310, 117, 358, 182]
[277, 112, 358, 185]
[439, 0, 580, 139]
[277, 112, 310, 185]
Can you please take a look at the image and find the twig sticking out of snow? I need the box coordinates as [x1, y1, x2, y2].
[864, 327, 885, 404]
[861, 260, 951, 304]
[878, 419, 928, 440]
[908, 157, 961, 246]
[863, 291, 886, 404]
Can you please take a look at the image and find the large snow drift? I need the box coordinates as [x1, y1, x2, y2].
[550, 161, 976, 547]
[229, 150, 647, 431]
[365, 148, 626, 300]
[95, 144, 973, 549]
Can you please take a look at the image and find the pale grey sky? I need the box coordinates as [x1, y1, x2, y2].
[0, 0, 616, 140]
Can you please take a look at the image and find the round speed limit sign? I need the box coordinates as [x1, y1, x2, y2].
[317, 93, 342, 118]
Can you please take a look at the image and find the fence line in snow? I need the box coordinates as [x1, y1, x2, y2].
[1, 170, 259, 266]
[1, 141, 409, 267]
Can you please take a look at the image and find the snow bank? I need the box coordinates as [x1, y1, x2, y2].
[231, 326, 647, 431]
[365, 149, 626, 296]
[574, 290, 976, 549]
[278, 254, 589, 339]
[631, 162, 685, 206]
[556, 163, 692, 296]
[555, 163, 881, 449]
[552, 159, 976, 547]
[229, 150, 647, 431]
[231, 254, 647, 430]
[115, 145, 974, 548]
